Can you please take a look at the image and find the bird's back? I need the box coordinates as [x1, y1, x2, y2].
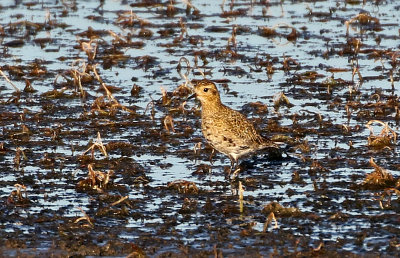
[201, 104, 276, 159]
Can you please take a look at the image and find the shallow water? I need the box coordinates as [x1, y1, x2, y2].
[1, 0, 400, 256]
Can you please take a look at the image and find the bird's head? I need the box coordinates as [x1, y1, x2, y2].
[189, 79, 221, 105]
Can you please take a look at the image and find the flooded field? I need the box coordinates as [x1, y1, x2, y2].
[0, 0, 399, 256]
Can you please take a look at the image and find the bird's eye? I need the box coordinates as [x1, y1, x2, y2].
[203, 88, 209, 92]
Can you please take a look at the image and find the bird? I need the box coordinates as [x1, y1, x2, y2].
[190, 79, 280, 175]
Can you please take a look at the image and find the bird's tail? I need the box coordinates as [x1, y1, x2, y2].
[260, 138, 286, 160]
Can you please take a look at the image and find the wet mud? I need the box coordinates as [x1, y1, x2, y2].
[0, 0, 400, 256]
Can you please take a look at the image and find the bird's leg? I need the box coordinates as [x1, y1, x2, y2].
[225, 157, 234, 179]
[209, 148, 215, 165]
[228, 157, 241, 180]
[231, 167, 241, 180]
[228, 157, 235, 175]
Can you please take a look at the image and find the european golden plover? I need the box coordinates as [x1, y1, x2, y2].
[190, 79, 280, 174]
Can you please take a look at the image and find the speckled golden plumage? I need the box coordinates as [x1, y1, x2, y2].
[192, 79, 279, 170]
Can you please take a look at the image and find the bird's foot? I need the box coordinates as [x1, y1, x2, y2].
[229, 167, 241, 181]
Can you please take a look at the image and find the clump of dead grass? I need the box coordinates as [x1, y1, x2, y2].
[363, 157, 396, 188]
[366, 120, 397, 150]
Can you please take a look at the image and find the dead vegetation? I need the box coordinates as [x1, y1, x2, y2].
[363, 158, 396, 188]
[7, 184, 31, 206]
[167, 180, 199, 194]
[366, 120, 397, 150]
[76, 164, 114, 191]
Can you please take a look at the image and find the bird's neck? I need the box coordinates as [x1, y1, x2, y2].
[201, 100, 225, 117]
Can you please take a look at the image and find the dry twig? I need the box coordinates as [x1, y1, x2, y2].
[0, 69, 20, 92]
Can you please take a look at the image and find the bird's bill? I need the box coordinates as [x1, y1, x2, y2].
[187, 93, 196, 100]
